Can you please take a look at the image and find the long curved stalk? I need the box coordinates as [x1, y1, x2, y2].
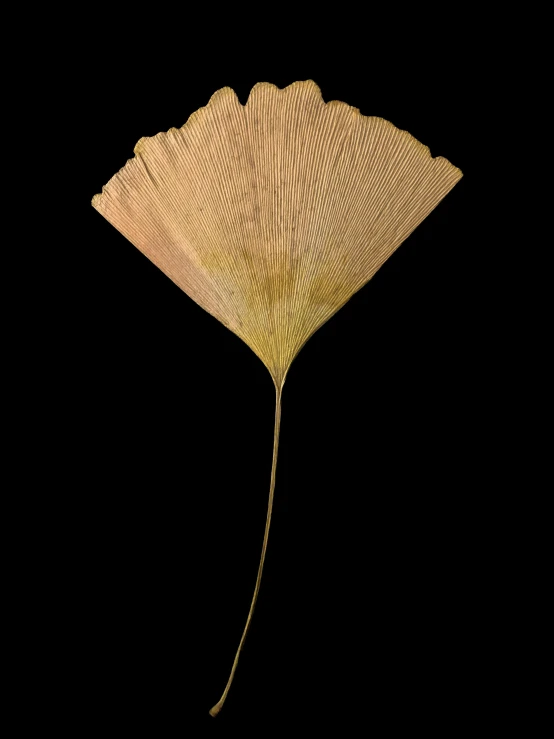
[209, 384, 283, 717]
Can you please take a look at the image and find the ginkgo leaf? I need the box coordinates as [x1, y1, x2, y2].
[92, 79, 462, 716]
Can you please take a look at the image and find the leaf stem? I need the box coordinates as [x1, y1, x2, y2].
[209, 383, 283, 717]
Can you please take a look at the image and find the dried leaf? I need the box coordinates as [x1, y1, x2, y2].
[92, 80, 462, 715]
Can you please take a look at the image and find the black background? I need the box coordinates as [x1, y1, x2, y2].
[48, 18, 495, 736]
